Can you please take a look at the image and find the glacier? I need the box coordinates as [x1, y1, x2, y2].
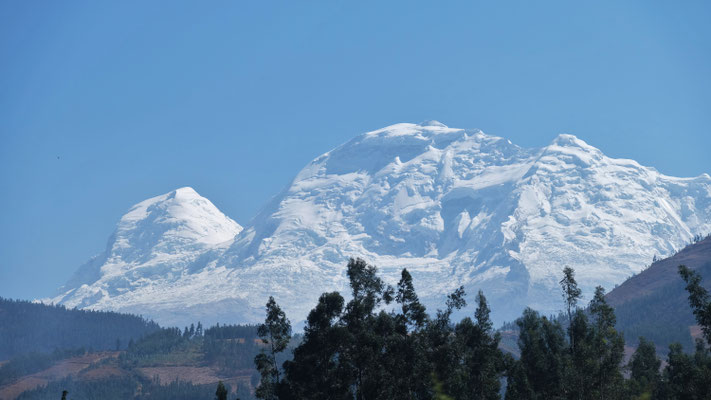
[49, 122, 711, 327]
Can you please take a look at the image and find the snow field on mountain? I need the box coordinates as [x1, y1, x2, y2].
[50, 122, 711, 326]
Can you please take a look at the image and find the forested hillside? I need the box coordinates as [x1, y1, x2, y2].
[606, 235, 711, 350]
[0, 295, 305, 399]
[15, 375, 234, 400]
[0, 322, 262, 399]
[0, 298, 160, 360]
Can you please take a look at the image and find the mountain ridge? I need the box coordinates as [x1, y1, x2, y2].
[49, 122, 711, 327]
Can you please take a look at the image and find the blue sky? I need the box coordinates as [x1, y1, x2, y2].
[1, 1, 710, 300]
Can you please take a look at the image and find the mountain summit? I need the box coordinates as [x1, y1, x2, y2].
[51, 187, 242, 324]
[50, 123, 711, 326]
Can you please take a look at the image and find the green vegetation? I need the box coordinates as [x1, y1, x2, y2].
[0, 297, 159, 360]
[0, 348, 86, 386]
[254, 297, 291, 400]
[627, 337, 662, 398]
[254, 258, 507, 400]
[679, 265, 711, 346]
[15, 376, 234, 400]
[609, 235, 711, 352]
[612, 261, 711, 352]
[215, 380, 228, 400]
[3, 255, 711, 399]
[613, 282, 697, 351]
[251, 258, 711, 400]
[119, 327, 202, 367]
[0, 314, 261, 399]
[203, 324, 263, 373]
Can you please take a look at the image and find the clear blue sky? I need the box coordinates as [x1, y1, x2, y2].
[1, 1, 710, 301]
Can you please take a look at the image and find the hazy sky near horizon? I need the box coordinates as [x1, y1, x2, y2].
[1, 1, 710, 301]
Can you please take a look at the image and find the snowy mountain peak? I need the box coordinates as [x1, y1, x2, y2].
[52, 123, 711, 327]
[48, 187, 242, 321]
[548, 133, 600, 152]
[419, 120, 448, 128]
[170, 186, 200, 199]
[219, 124, 710, 325]
[120, 186, 241, 246]
[363, 122, 474, 139]
[533, 134, 606, 170]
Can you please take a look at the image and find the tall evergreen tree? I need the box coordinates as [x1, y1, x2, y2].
[341, 258, 396, 400]
[504, 358, 533, 400]
[659, 342, 700, 399]
[588, 286, 625, 400]
[255, 296, 291, 400]
[661, 264, 711, 398]
[215, 381, 228, 400]
[426, 286, 465, 398]
[397, 268, 427, 329]
[560, 266, 582, 352]
[452, 291, 505, 399]
[627, 337, 661, 399]
[566, 309, 595, 400]
[679, 265, 711, 346]
[386, 269, 431, 399]
[283, 292, 350, 400]
[507, 308, 566, 400]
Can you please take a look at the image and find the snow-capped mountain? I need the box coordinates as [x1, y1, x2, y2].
[50, 122, 711, 326]
[51, 187, 243, 326]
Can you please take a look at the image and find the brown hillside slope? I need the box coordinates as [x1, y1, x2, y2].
[607, 236, 711, 306]
[605, 235, 711, 350]
[0, 352, 118, 400]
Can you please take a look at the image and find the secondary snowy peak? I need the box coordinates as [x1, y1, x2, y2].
[117, 186, 241, 248]
[49, 187, 241, 317]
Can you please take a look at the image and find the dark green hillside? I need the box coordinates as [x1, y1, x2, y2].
[15, 375, 242, 400]
[0, 299, 272, 399]
[1, 323, 262, 399]
[0, 298, 160, 360]
[606, 235, 711, 351]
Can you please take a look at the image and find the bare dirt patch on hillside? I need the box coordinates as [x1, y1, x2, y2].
[80, 364, 128, 381]
[0, 352, 117, 400]
[138, 366, 253, 394]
